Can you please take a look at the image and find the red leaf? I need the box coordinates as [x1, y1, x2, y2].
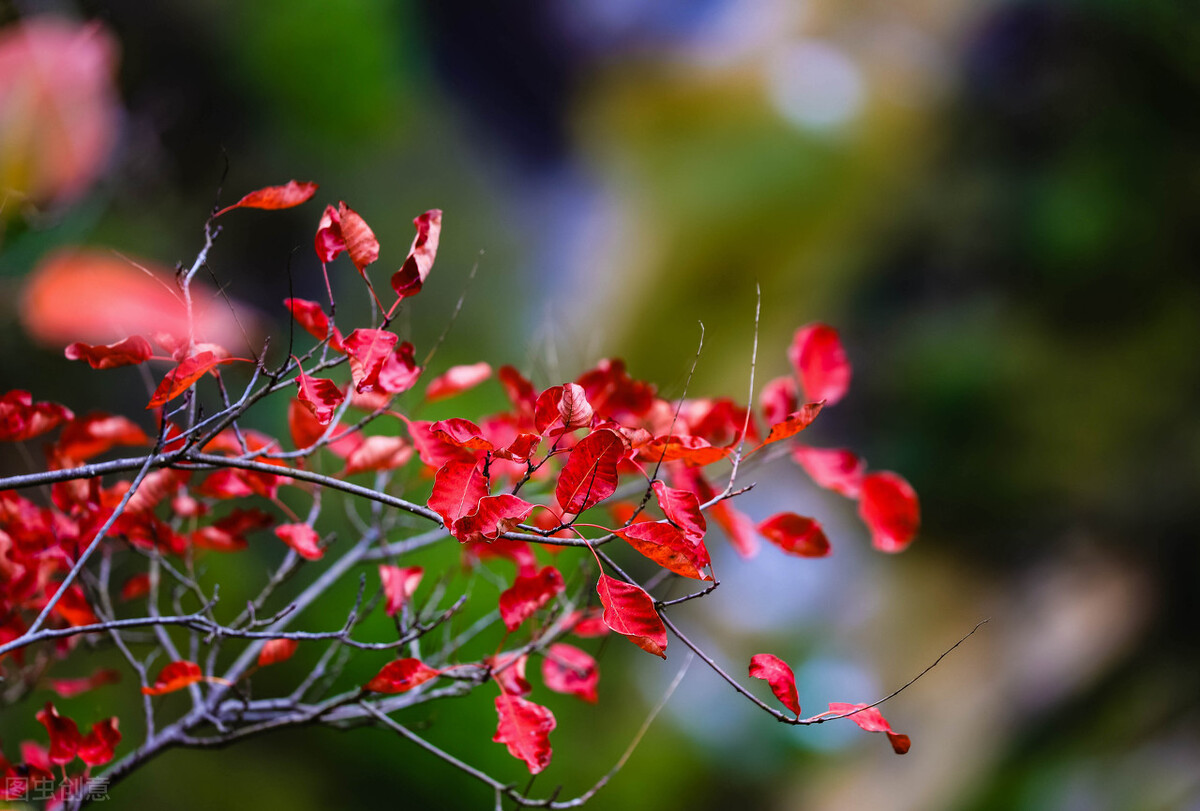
[555, 428, 624, 515]
[428, 460, 489, 529]
[754, 402, 824, 452]
[541, 643, 599, 703]
[146, 351, 236, 409]
[791, 445, 865, 498]
[638, 434, 730, 467]
[597, 574, 666, 658]
[748, 653, 801, 715]
[48, 669, 120, 698]
[429, 418, 494, 452]
[56, 413, 150, 460]
[533, 385, 564, 434]
[64, 335, 153, 369]
[858, 472, 919, 553]
[314, 204, 347, 263]
[379, 565, 423, 616]
[499, 566, 565, 632]
[365, 658, 440, 694]
[275, 522, 323, 560]
[489, 651, 532, 696]
[142, 660, 204, 696]
[257, 638, 299, 667]
[294, 371, 343, 425]
[77, 717, 121, 766]
[757, 512, 831, 558]
[338, 201, 380, 274]
[342, 329, 398, 394]
[215, 180, 318, 217]
[399, 415, 478, 469]
[390, 209, 443, 299]
[827, 702, 911, 754]
[499, 365, 537, 417]
[35, 703, 81, 764]
[566, 607, 610, 638]
[616, 521, 712, 580]
[760, 375, 799, 426]
[651, 480, 706, 540]
[283, 298, 330, 341]
[494, 432, 541, 463]
[340, 435, 413, 476]
[556, 382, 593, 432]
[377, 341, 423, 394]
[453, 494, 536, 544]
[425, 362, 492, 402]
[120, 573, 150, 602]
[0, 390, 73, 441]
[788, 323, 851, 406]
[493, 693, 555, 774]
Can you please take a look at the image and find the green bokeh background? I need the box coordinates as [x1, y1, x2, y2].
[2, 0, 1198, 809]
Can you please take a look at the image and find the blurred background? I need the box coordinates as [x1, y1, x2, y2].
[2, 0, 1199, 808]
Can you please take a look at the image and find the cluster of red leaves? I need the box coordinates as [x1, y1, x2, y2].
[1, 703, 120, 806]
[1, 179, 924, 782]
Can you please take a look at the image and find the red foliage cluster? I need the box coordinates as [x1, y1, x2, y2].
[0, 179, 924, 801]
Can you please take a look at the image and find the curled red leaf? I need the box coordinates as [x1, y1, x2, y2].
[342, 329, 398, 394]
[493, 693, 555, 774]
[294, 370, 343, 425]
[214, 180, 318, 217]
[651, 480, 706, 540]
[757, 512, 831, 558]
[35, 703, 81, 764]
[453, 494, 536, 544]
[597, 574, 666, 658]
[64, 335, 153, 369]
[753, 402, 824, 452]
[827, 702, 911, 754]
[428, 459, 489, 529]
[283, 298, 330, 341]
[429, 418, 494, 452]
[146, 351, 236, 409]
[314, 204, 346, 262]
[858, 471, 919, 553]
[748, 653, 801, 715]
[788, 323, 851, 406]
[0, 390, 73, 441]
[365, 658, 440, 694]
[391, 209, 443, 299]
[77, 717, 121, 766]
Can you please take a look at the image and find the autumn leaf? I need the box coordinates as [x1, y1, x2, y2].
[760, 375, 799, 426]
[283, 298, 330, 342]
[748, 654, 801, 715]
[757, 512, 831, 558]
[365, 658, 440, 694]
[788, 323, 851, 406]
[338, 201, 380, 275]
[142, 661, 204, 696]
[64, 335, 153, 369]
[77, 717, 121, 766]
[452, 494, 536, 544]
[651, 480, 706, 540]
[339, 435, 413, 476]
[556, 428, 623, 515]
[379, 565, 423, 616]
[638, 434, 730, 467]
[493, 693, 555, 774]
[597, 574, 667, 658]
[342, 329, 398, 394]
[294, 370, 343, 425]
[827, 702, 911, 754]
[428, 418, 494, 452]
[35, 703, 81, 764]
[498, 566, 565, 631]
[752, 402, 824, 453]
[377, 341, 423, 394]
[616, 521, 712, 580]
[541, 643, 599, 703]
[314, 204, 346, 262]
[257, 639, 299, 667]
[858, 472, 920, 553]
[47, 669, 120, 698]
[0, 390, 73, 441]
[391, 209, 443, 299]
[56, 413, 150, 460]
[428, 459, 489, 529]
[274, 523, 323, 560]
[791, 445, 865, 498]
[425, 362, 492, 402]
[214, 180, 318, 217]
[146, 351, 236, 409]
